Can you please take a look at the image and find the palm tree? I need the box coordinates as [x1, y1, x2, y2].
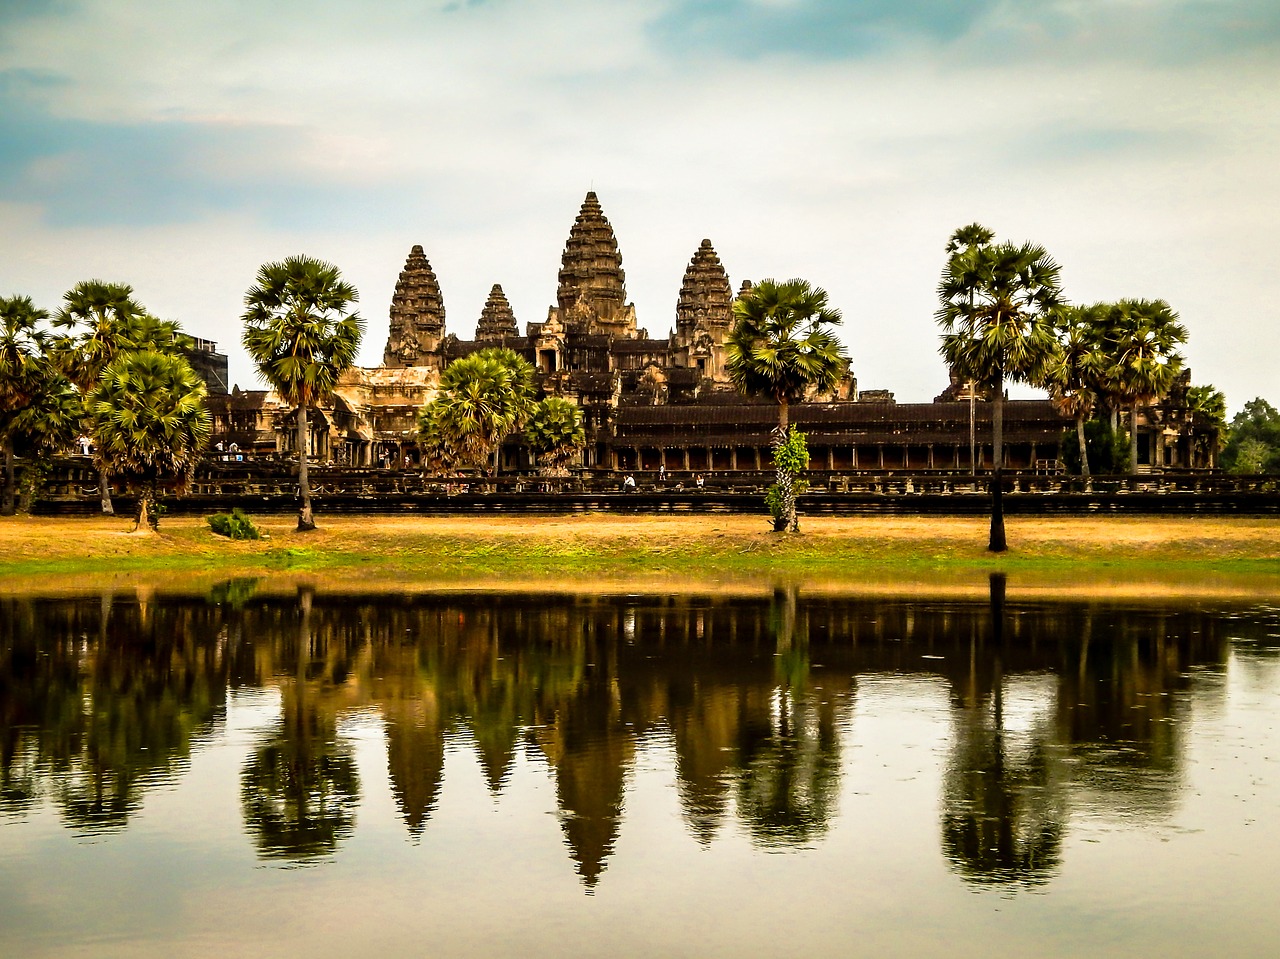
[1042, 305, 1107, 480]
[1185, 385, 1226, 469]
[525, 396, 586, 473]
[937, 233, 1063, 552]
[11, 367, 81, 514]
[241, 256, 363, 531]
[1100, 299, 1187, 474]
[87, 350, 211, 531]
[417, 347, 535, 474]
[0, 296, 53, 515]
[726, 278, 847, 532]
[53, 280, 185, 514]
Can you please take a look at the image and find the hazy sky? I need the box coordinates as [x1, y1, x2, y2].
[2, 0, 1277, 409]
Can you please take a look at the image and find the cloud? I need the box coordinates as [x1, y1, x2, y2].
[0, 77, 413, 228]
[648, 0, 1280, 65]
[0, 1, 1276, 409]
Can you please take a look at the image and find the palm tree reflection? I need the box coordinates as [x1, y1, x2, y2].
[940, 575, 1065, 886]
[735, 586, 843, 848]
[240, 588, 360, 862]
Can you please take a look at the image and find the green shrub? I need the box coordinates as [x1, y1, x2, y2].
[208, 509, 261, 540]
[765, 479, 808, 524]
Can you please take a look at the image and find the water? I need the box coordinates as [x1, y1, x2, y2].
[2, 584, 1278, 958]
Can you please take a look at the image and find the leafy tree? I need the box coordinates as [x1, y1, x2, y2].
[1220, 398, 1280, 474]
[0, 296, 54, 515]
[417, 347, 535, 474]
[525, 396, 586, 473]
[242, 255, 363, 531]
[1042, 305, 1107, 479]
[87, 350, 211, 531]
[726, 278, 846, 533]
[937, 227, 1063, 551]
[1098, 299, 1187, 474]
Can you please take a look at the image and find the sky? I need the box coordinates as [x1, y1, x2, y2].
[2, 0, 1277, 410]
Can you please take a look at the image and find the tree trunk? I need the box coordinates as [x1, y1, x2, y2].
[1129, 402, 1140, 475]
[988, 380, 1007, 553]
[134, 483, 155, 533]
[1, 438, 15, 516]
[775, 398, 796, 533]
[99, 465, 114, 515]
[297, 403, 315, 531]
[1075, 413, 1090, 480]
[969, 383, 976, 476]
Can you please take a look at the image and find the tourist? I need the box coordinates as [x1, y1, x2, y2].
[623, 473, 636, 492]
[658, 464, 666, 482]
[77, 435, 92, 456]
[695, 473, 705, 490]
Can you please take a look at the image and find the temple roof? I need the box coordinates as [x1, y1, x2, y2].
[612, 400, 1069, 445]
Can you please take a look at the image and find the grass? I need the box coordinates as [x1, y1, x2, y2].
[1, 512, 1278, 599]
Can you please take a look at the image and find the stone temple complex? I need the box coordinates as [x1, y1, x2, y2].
[208, 191, 1216, 475]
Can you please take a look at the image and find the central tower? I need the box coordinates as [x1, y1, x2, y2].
[550, 191, 638, 337]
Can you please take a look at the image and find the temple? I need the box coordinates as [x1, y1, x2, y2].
[208, 191, 1216, 474]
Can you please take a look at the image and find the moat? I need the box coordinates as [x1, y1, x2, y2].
[2, 585, 1278, 957]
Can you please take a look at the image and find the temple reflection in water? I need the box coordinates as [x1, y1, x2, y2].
[2, 585, 1273, 890]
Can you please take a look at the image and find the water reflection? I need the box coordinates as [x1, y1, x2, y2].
[0, 593, 228, 832]
[2, 586, 1275, 891]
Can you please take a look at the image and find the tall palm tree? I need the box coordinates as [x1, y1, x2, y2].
[418, 347, 535, 474]
[87, 350, 211, 531]
[525, 396, 586, 473]
[944, 224, 995, 473]
[1100, 299, 1187, 474]
[1, 296, 51, 515]
[726, 278, 847, 532]
[937, 233, 1063, 552]
[1042, 305, 1107, 479]
[242, 256, 363, 531]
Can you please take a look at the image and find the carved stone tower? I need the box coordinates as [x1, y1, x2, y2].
[552, 191, 637, 337]
[675, 239, 734, 383]
[383, 245, 445, 367]
[475, 284, 518, 342]
[676, 239, 733, 341]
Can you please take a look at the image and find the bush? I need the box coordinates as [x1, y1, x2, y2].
[208, 509, 261, 540]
